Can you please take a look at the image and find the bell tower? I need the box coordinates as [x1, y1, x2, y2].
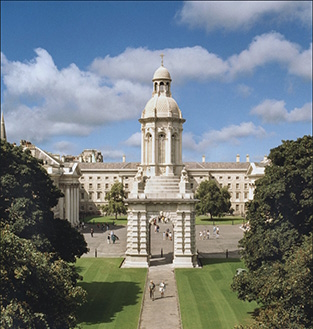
[124, 58, 197, 269]
[140, 56, 185, 177]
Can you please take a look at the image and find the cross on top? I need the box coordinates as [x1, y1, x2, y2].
[160, 53, 164, 66]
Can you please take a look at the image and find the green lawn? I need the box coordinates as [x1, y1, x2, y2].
[75, 258, 147, 329]
[82, 214, 244, 226]
[82, 215, 128, 226]
[196, 215, 246, 225]
[176, 259, 257, 329]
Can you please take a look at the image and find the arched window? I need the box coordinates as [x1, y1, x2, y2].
[171, 133, 176, 163]
[154, 82, 158, 93]
[146, 133, 152, 164]
[160, 82, 164, 92]
[158, 133, 166, 163]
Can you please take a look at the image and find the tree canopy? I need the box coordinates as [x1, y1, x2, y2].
[195, 179, 231, 218]
[103, 181, 127, 219]
[0, 140, 88, 328]
[232, 135, 313, 328]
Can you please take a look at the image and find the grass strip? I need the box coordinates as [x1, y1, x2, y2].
[75, 258, 147, 329]
[176, 259, 257, 329]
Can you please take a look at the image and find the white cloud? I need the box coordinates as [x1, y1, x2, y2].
[236, 84, 253, 97]
[52, 141, 78, 155]
[184, 122, 266, 152]
[101, 148, 125, 161]
[124, 132, 141, 147]
[250, 99, 312, 123]
[177, 1, 312, 32]
[90, 46, 228, 84]
[227, 32, 312, 80]
[1, 48, 150, 143]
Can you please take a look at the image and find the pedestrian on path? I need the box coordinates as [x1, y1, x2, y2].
[159, 281, 166, 298]
[107, 234, 110, 244]
[90, 228, 94, 237]
[149, 280, 155, 301]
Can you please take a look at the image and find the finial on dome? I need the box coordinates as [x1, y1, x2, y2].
[160, 53, 164, 66]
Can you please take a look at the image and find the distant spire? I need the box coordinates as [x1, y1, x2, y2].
[160, 53, 164, 66]
[1, 112, 7, 142]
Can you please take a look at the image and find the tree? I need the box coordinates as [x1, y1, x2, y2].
[0, 140, 87, 261]
[195, 179, 231, 219]
[0, 140, 88, 328]
[232, 135, 313, 328]
[0, 229, 86, 329]
[103, 181, 127, 220]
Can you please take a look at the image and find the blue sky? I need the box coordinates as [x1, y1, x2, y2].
[1, 1, 312, 163]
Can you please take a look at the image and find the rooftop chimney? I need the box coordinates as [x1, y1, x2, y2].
[246, 154, 250, 162]
[236, 154, 240, 163]
[202, 155, 205, 163]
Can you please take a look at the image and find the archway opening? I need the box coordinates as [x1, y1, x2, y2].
[149, 215, 174, 266]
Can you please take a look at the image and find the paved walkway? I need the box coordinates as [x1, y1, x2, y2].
[80, 222, 244, 329]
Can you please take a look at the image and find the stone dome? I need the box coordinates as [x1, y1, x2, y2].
[142, 94, 182, 119]
[153, 65, 172, 81]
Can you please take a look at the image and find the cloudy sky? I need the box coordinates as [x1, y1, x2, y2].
[1, 1, 312, 163]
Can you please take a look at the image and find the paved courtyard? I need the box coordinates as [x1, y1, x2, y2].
[80, 222, 244, 260]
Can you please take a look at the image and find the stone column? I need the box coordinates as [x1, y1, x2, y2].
[65, 186, 70, 223]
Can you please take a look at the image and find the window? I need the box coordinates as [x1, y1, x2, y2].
[228, 176, 231, 180]
[228, 183, 231, 188]
[105, 183, 109, 189]
[219, 176, 223, 180]
[97, 192, 101, 199]
[190, 183, 194, 189]
[89, 176, 92, 180]
[236, 176, 239, 180]
[114, 176, 117, 180]
[236, 204, 239, 211]
[97, 183, 101, 189]
[81, 184, 84, 189]
[125, 177, 128, 180]
[244, 192, 248, 199]
[200, 176, 203, 179]
[125, 183, 129, 189]
[105, 176, 109, 180]
[236, 183, 240, 189]
[97, 176, 101, 180]
[89, 192, 93, 200]
[236, 192, 240, 199]
[244, 183, 248, 189]
[89, 183, 92, 189]
[81, 192, 84, 199]
[81, 176, 85, 180]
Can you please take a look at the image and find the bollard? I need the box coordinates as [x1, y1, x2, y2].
[95, 248, 97, 258]
[161, 248, 163, 257]
[226, 249, 228, 259]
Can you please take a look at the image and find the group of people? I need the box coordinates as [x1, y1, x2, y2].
[148, 280, 166, 301]
[199, 226, 220, 240]
[107, 230, 119, 244]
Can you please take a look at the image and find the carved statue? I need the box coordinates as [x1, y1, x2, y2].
[180, 167, 189, 183]
[135, 167, 143, 182]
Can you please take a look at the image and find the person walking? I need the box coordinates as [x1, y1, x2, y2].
[90, 228, 94, 237]
[159, 281, 166, 298]
[107, 234, 110, 244]
[149, 280, 155, 301]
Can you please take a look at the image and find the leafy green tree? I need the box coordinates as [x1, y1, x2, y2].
[232, 135, 313, 328]
[0, 228, 86, 329]
[0, 140, 87, 261]
[103, 181, 127, 220]
[0, 140, 88, 328]
[195, 179, 231, 219]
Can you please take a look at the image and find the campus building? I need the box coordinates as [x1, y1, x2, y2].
[0, 63, 269, 236]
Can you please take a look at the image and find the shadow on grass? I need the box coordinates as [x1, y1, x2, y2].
[77, 281, 142, 325]
[200, 257, 242, 266]
[197, 249, 242, 261]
